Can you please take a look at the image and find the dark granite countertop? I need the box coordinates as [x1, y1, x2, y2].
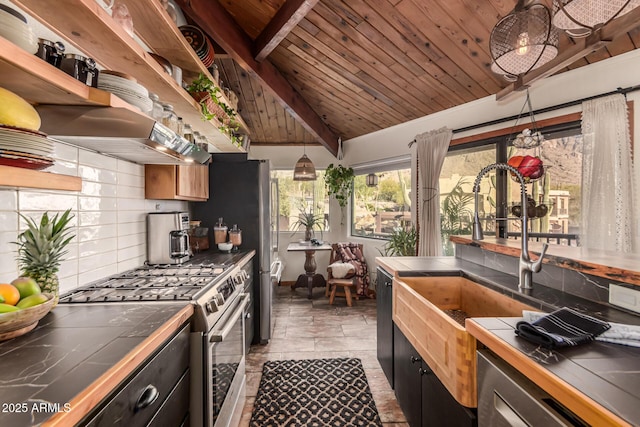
[377, 256, 640, 426]
[0, 302, 192, 426]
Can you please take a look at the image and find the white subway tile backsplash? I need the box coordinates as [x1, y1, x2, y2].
[78, 224, 118, 242]
[0, 190, 17, 210]
[117, 185, 145, 199]
[118, 172, 145, 188]
[80, 196, 117, 211]
[79, 237, 118, 257]
[116, 197, 147, 211]
[78, 251, 118, 274]
[79, 165, 118, 184]
[0, 144, 195, 290]
[0, 211, 18, 232]
[51, 141, 78, 163]
[79, 211, 118, 226]
[117, 221, 145, 237]
[117, 159, 144, 176]
[79, 150, 118, 170]
[18, 191, 78, 211]
[118, 232, 145, 249]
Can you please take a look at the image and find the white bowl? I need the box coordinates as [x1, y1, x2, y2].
[218, 242, 233, 252]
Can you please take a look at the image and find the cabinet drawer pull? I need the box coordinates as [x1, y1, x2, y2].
[135, 385, 159, 412]
[419, 367, 431, 376]
[410, 356, 421, 364]
[385, 280, 392, 287]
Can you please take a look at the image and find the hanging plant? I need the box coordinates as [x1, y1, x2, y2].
[324, 163, 354, 208]
[186, 73, 241, 147]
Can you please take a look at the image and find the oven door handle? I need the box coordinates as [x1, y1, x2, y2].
[210, 293, 249, 343]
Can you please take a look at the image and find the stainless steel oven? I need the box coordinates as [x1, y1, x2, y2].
[191, 265, 250, 427]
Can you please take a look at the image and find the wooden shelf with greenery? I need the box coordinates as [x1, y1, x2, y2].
[0, 165, 82, 192]
[13, 0, 242, 151]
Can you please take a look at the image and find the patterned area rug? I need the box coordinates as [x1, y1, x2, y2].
[250, 358, 383, 426]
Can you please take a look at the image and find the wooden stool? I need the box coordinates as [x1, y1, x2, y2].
[328, 279, 356, 307]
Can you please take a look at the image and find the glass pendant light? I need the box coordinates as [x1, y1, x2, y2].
[490, 0, 559, 81]
[366, 173, 378, 187]
[293, 143, 316, 181]
[552, 0, 640, 38]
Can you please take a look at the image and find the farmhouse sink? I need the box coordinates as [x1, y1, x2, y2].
[393, 275, 536, 408]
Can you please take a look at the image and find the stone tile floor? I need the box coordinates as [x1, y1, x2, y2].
[239, 285, 408, 426]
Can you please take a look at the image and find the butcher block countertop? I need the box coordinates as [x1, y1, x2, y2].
[0, 302, 193, 426]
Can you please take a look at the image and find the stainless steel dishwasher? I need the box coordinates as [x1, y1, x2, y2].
[477, 350, 588, 427]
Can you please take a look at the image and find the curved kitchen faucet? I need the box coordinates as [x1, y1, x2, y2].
[472, 163, 548, 290]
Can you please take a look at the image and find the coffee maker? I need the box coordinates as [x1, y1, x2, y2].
[147, 212, 190, 265]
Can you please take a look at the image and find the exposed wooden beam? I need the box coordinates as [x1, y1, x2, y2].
[254, 0, 320, 62]
[496, 6, 640, 100]
[175, 0, 339, 156]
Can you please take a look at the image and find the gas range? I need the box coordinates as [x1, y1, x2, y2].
[57, 259, 251, 333]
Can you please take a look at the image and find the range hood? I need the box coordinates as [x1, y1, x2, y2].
[35, 105, 211, 165]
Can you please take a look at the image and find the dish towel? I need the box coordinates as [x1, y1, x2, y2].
[523, 310, 640, 348]
[515, 307, 611, 349]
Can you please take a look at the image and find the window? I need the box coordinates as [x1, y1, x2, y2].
[351, 168, 412, 239]
[439, 122, 583, 254]
[273, 170, 330, 232]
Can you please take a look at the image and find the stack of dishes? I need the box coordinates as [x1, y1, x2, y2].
[0, 125, 54, 170]
[0, 4, 37, 53]
[180, 25, 214, 68]
[97, 72, 153, 114]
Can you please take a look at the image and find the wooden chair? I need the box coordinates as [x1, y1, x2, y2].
[326, 243, 363, 307]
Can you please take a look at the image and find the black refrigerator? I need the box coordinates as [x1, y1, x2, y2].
[192, 153, 273, 344]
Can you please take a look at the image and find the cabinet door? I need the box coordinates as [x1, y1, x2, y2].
[177, 164, 209, 200]
[393, 324, 422, 427]
[377, 267, 394, 388]
[422, 360, 477, 427]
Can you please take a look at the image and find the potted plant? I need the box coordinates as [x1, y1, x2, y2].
[291, 210, 324, 241]
[379, 225, 417, 256]
[324, 163, 354, 208]
[186, 73, 241, 145]
[13, 209, 75, 305]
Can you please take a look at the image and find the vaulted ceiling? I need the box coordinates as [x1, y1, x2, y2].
[174, 0, 640, 156]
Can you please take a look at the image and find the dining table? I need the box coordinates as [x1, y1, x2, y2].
[286, 241, 333, 299]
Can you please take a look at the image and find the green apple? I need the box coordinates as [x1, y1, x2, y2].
[11, 277, 41, 300]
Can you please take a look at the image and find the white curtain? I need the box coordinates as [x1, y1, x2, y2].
[415, 127, 452, 256]
[581, 94, 636, 252]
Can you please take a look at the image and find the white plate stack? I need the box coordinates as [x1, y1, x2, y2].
[98, 73, 153, 114]
[0, 5, 37, 54]
[0, 125, 54, 170]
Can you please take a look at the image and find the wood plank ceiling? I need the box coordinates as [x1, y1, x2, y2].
[176, 0, 640, 155]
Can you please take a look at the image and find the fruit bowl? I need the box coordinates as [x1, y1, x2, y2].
[0, 293, 55, 341]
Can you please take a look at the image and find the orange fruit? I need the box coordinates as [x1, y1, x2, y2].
[0, 283, 20, 306]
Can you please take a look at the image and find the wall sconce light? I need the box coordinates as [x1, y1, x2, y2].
[366, 173, 378, 187]
[552, 0, 640, 38]
[490, 0, 558, 81]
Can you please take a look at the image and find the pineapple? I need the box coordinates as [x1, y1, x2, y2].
[14, 209, 75, 304]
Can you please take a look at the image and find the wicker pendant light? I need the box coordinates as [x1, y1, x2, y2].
[552, 0, 640, 38]
[490, 0, 559, 81]
[293, 143, 316, 181]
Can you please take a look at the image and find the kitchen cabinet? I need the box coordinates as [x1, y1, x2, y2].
[376, 266, 394, 388]
[394, 325, 477, 427]
[145, 164, 209, 201]
[81, 323, 191, 427]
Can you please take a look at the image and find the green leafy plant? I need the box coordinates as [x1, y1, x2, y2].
[324, 163, 354, 208]
[440, 177, 474, 255]
[291, 210, 324, 240]
[186, 73, 241, 147]
[379, 225, 417, 256]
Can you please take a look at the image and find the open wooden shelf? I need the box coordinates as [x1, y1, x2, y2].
[0, 165, 82, 191]
[12, 0, 242, 151]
